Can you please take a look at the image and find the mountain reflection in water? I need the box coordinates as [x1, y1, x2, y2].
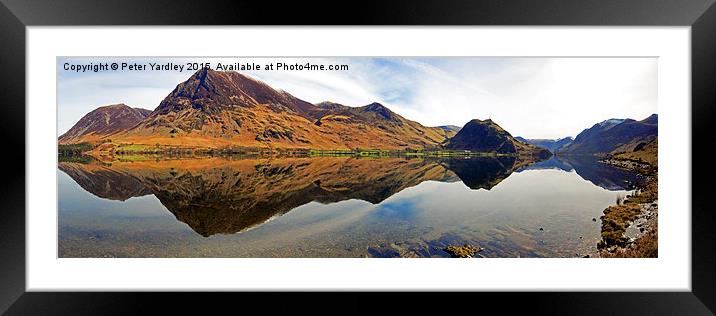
[58, 155, 638, 258]
[518, 155, 642, 191]
[60, 156, 533, 237]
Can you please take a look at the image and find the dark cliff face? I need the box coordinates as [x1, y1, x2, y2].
[560, 114, 657, 155]
[444, 119, 518, 153]
[58, 103, 152, 144]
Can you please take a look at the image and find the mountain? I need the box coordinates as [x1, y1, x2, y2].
[559, 114, 657, 155]
[86, 68, 452, 150]
[58, 103, 152, 144]
[515, 137, 573, 153]
[444, 118, 551, 157]
[310, 101, 456, 147]
[435, 125, 461, 133]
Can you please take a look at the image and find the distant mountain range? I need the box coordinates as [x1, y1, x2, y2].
[559, 114, 657, 155]
[58, 68, 656, 159]
[60, 69, 458, 151]
[515, 136, 573, 153]
[435, 125, 462, 133]
[58, 69, 546, 156]
[515, 114, 657, 157]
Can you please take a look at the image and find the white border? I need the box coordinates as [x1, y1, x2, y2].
[27, 27, 690, 291]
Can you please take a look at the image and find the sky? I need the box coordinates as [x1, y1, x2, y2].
[57, 57, 657, 139]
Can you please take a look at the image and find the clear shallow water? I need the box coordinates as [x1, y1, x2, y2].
[57, 155, 641, 258]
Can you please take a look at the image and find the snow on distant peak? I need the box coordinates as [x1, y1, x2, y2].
[597, 118, 625, 128]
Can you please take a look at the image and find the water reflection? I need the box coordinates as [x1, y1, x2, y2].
[60, 156, 535, 236]
[58, 155, 636, 257]
[518, 155, 643, 190]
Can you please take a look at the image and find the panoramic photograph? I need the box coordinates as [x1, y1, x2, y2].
[57, 57, 658, 258]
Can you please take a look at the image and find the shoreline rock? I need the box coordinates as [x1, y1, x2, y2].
[443, 244, 484, 258]
[597, 156, 658, 258]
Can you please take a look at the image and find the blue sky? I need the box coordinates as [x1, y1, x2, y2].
[58, 57, 657, 139]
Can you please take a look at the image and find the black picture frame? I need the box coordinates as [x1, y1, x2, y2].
[1, 0, 714, 314]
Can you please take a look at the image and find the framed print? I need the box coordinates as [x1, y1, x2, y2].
[2, 0, 716, 314]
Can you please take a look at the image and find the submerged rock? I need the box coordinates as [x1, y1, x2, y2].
[443, 244, 484, 258]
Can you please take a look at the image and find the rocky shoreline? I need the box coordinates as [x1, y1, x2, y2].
[597, 157, 658, 258]
[600, 158, 650, 171]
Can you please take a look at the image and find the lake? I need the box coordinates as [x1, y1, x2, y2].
[57, 155, 642, 258]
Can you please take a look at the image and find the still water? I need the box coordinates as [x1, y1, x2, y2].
[58, 155, 641, 258]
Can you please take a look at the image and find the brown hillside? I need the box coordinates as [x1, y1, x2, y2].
[58, 103, 151, 144]
[91, 69, 454, 150]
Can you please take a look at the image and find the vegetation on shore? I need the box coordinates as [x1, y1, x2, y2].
[599, 203, 643, 248]
[59, 141, 532, 160]
[58, 142, 93, 155]
[600, 226, 658, 258]
[598, 146, 658, 258]
[612, 138, 657, 166]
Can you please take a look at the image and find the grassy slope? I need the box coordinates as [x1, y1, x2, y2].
[599, 141, 658, 258]
[612, 139, 658, 166]
[74, 103, 455, 153]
